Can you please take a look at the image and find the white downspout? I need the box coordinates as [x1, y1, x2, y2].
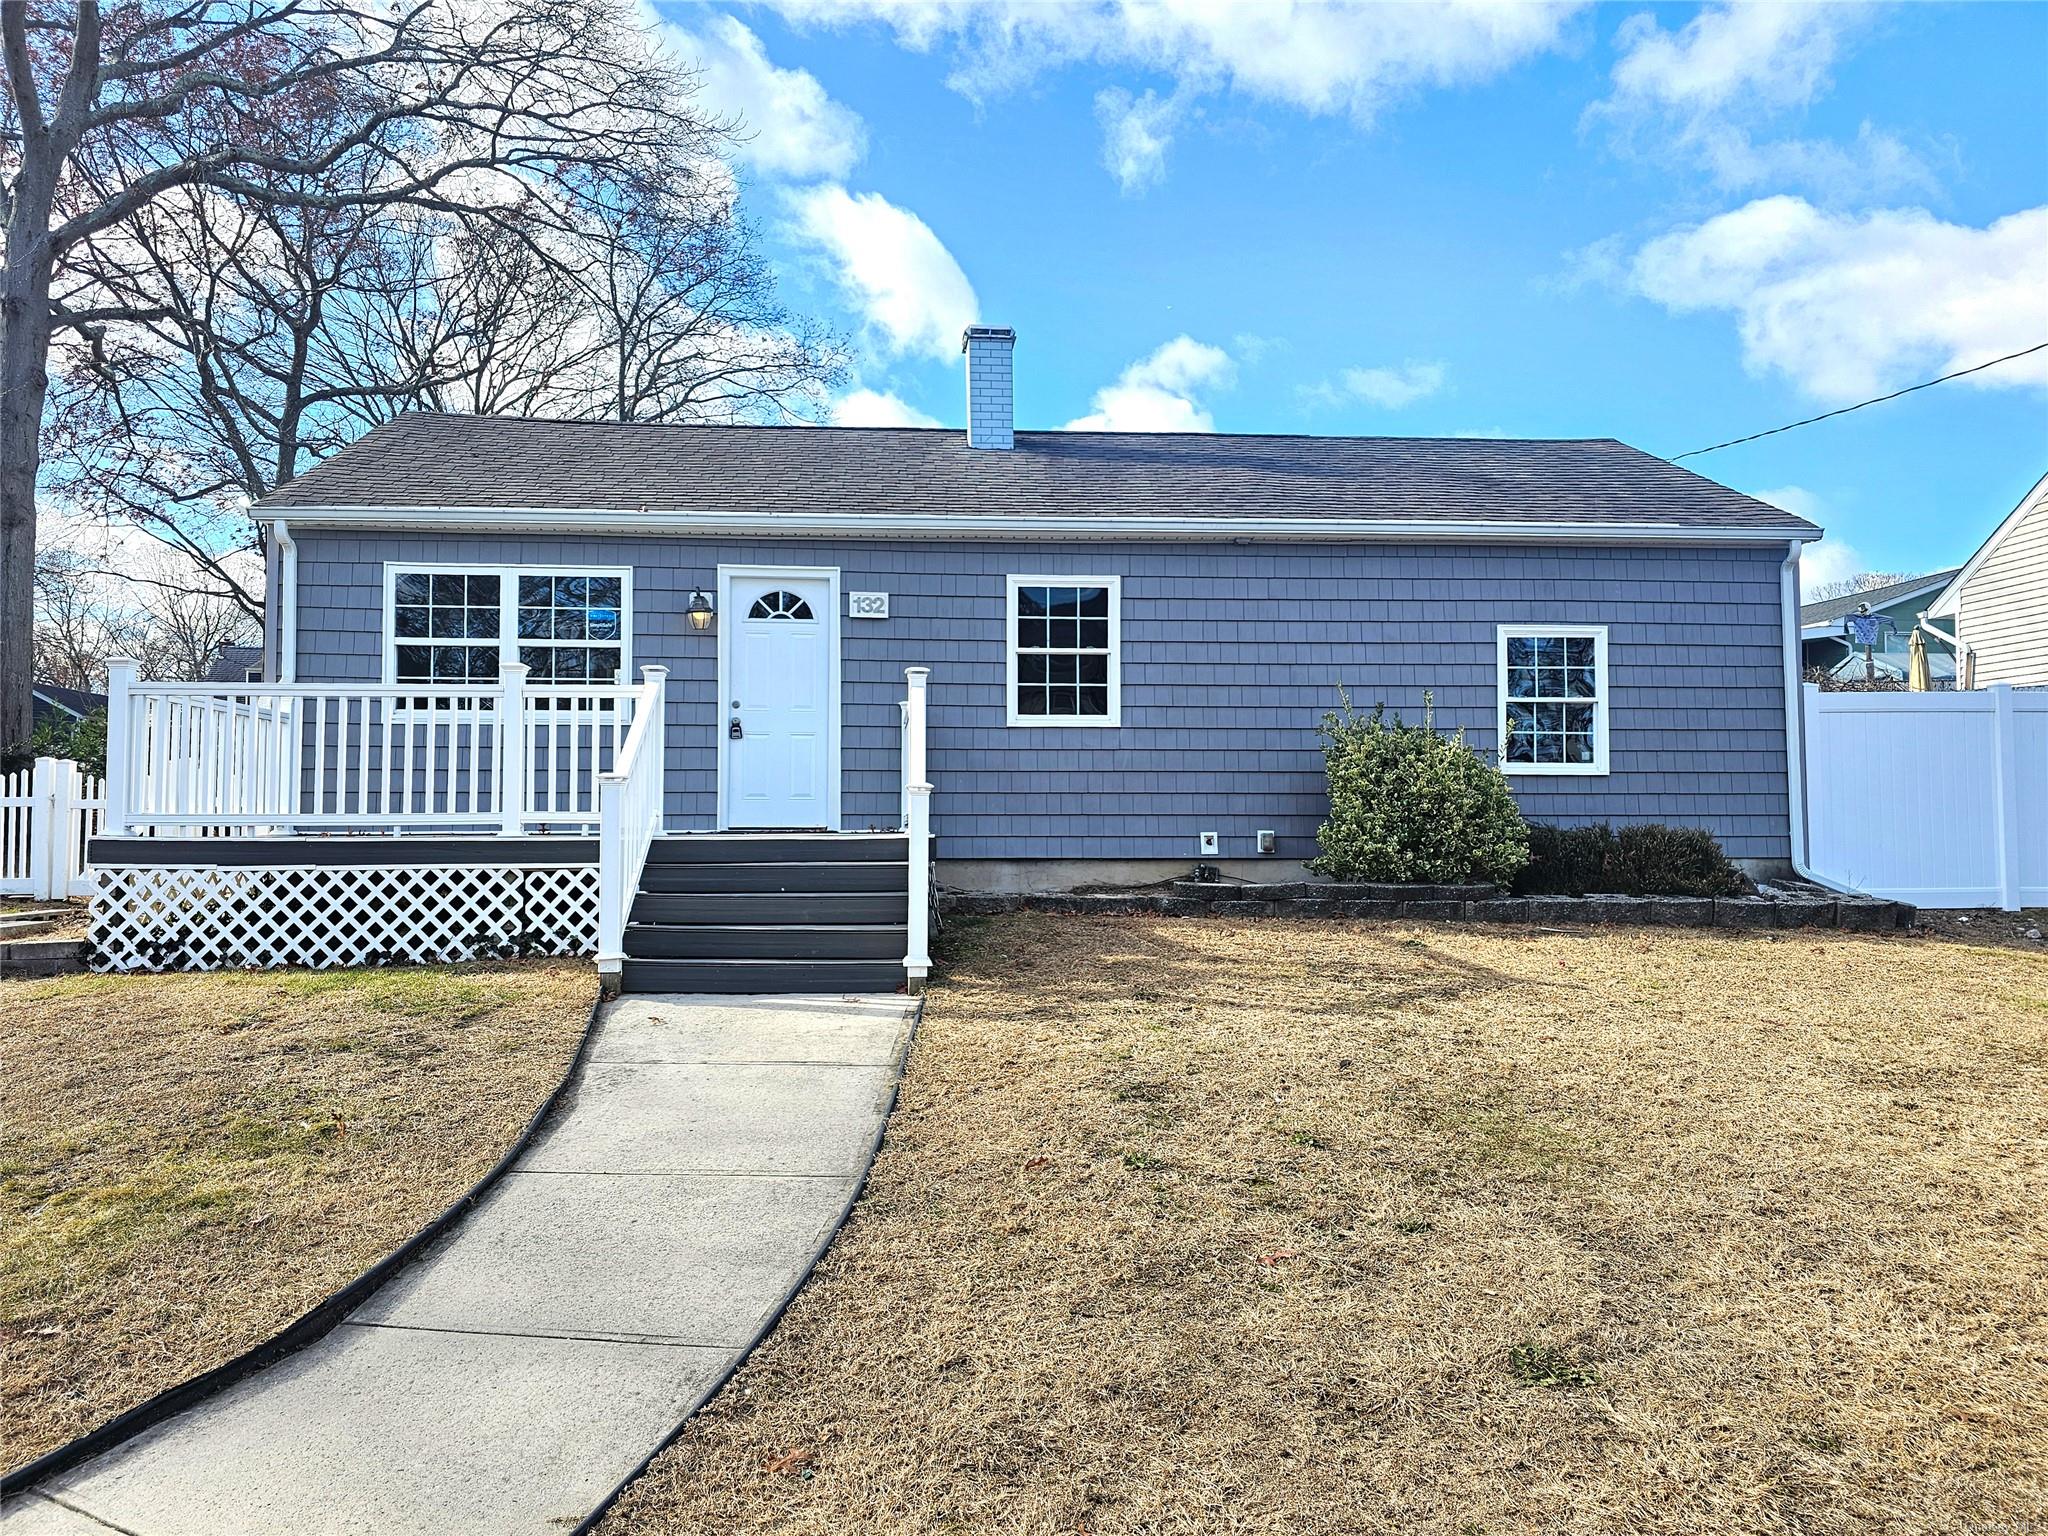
[1781, 540, 1854, 893]
[273, 519, 299, 683]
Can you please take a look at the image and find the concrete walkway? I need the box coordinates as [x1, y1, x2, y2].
[4, 994, 918, 1536]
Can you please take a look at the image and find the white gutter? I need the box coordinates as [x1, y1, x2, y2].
[273, 518, 298, 683]
[247, 503, 1819, 547]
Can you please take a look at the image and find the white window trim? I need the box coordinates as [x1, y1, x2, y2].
[1496, 623, 1609, 777]
[1005, 573, 1122, 728]
[380, 562, 633, 686]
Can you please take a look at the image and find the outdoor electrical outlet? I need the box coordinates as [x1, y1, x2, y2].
[1257, 829, 1277, 854]
[1198, 831, 1219, 856]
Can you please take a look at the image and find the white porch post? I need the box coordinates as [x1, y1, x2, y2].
[498, 661, 530, 836]
[903, 666, 932, 991]
[103, 657, 137, 838]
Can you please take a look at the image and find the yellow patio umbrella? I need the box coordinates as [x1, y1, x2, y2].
[1907, 625, 1932, 692]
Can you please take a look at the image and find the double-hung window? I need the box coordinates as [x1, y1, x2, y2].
[1006, 576, 1120, 726]
[1497, 625, 1608, 774]
[386, 565, 630, 686]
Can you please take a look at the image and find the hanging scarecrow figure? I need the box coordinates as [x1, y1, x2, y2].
[1843, 604, 1897, 683]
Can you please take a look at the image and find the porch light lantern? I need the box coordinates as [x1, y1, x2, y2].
[685, 589, 716, 633]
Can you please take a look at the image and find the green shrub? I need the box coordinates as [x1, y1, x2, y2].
[2, 707, 107, 778]
[1308, 690, 1529, 887]
[1514, 822, 1746, 897]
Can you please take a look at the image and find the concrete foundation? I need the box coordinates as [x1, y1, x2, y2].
[940, 855, 1798, 896]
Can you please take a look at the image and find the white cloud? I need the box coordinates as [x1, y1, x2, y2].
[1754, 485, 1861, 600]
[1628, 197, 2048, 403]
[662, 14, 866, 181]
[1067, 335, 1233, 431]
[1096, 85, 1183, 194]
[1591, 2, 1932, 198]
[1335, 360, 1448, 409]
[1607, 3, 1857, 116]
[829, 387, 942, 427]
[787, 184, 979, 362]
[762, 0, 1581, 185]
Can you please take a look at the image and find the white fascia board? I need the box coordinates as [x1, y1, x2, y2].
[250, 504, 1822, 546]
[1925, 469, 2048, 619]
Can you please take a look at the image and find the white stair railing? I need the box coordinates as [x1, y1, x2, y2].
[902, 667, 932, 991]
[595, 666, 669, 991]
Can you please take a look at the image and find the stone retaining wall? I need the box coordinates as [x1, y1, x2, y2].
[942, 879, 1915, 932]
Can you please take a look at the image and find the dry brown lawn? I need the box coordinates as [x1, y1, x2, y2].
[603, 915, 2048, 1536]
[1, 961, 593, 1468]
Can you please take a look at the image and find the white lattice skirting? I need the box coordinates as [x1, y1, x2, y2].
[90, 863, 598, 972]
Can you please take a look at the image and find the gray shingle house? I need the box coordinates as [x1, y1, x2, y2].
[88, 327, 1820, 992]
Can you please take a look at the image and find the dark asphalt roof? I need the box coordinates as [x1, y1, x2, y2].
[1801, 569, 1960, 627]
[256, 413, 1816, 533]
[32, 684, 104, 723]
[205, 645, 264, 682]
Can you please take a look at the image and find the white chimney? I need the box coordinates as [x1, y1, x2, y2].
[962, 325, 1015, 450]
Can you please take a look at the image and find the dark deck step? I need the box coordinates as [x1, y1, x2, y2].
[630, 892, 909, 926]
[638, 861, 908, 895]
[648, 833, 908, 864]
[621, 958, 904, 995]
[624, 924, 906, 960]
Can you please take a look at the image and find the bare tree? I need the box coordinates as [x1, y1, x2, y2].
[3, 0, 717, 743]
[1805, 571, 1921, 603]
[33, 545, 144, 691]
[36, 534, 257, 687]
[47, 147, 843, 620]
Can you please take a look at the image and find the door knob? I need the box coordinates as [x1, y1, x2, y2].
[729, 717, 743, 740]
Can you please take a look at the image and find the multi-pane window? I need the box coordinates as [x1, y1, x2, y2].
[387, 567, 628, 685]
[1007, 576, 1120, 726]
[517, 574, 625, 683]
[392, 572, 500, 682]
[1498, 626, 1607, 774]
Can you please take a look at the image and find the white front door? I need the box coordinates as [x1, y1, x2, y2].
[721, 569, 837, 828]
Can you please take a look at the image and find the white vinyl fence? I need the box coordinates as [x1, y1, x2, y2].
[0, 757, 106, 900]
[1805, 683, 2048, 910]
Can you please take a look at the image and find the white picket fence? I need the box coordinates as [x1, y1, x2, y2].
[1805, 683, 2048, 910]
[0, 758, 106, 900]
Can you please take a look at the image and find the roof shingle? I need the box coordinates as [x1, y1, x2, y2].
[256, 413, 1816, 533]
[1801, 569, 1960, 627]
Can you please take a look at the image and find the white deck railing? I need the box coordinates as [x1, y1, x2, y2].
[595, 666, 670, 988]
[903, 666, 932, 989]
[103, 659, 645, 835]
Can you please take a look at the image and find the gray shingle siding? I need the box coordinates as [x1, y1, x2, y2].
[290, 532, 1794, 862]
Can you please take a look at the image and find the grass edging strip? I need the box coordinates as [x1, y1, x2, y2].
[1, 987, 607, 1497]
[566, 997, 927, 1536]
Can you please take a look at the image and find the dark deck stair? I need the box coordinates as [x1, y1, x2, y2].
[621, 833, 912, 994]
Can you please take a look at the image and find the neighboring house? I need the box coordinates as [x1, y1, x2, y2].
[1927, 471, 2048, 688]
[1800, 571, 1958, 686]
[204, 644, 264, 684]
[88, 325, 1822, 992]
[31, 684, 106, 732]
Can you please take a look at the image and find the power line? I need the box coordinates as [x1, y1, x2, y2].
[1671, 341, 2048, 461]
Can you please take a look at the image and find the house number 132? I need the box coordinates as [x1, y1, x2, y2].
[849, 592, 889, 619]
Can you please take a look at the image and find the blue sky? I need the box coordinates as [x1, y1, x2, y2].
[655, 1, 2048, 594]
